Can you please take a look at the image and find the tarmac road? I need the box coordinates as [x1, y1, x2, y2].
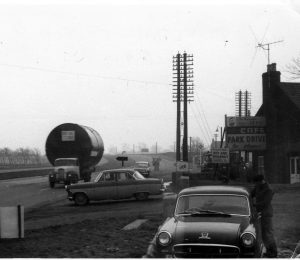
[0, 176, 66, 211]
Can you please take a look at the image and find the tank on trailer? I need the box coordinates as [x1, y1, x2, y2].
[46, 123, 104, 187]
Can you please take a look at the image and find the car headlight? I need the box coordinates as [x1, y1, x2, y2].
[157, 231, 172, 246]
[241, 232, 255, 247]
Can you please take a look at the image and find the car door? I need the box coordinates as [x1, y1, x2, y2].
[92, 171, 118, 200]
[116, 171, 137, 199]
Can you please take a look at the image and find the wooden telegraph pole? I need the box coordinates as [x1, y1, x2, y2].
[172, 52, 194, 162]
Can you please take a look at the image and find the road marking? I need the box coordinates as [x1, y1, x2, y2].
[122, 219, 148, 230]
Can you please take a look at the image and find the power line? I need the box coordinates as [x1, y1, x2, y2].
[194, 93, 213, 134]
[0, 62, 171, 87]
[192, 102, 212, 143]
[190, 105, 211, 146]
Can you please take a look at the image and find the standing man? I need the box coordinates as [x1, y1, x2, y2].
[251, 174, 277, 258]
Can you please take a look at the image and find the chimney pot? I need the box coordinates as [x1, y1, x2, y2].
[267, 63, 277, 72]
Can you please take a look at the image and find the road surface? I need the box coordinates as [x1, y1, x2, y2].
[0, 176, 66, 211]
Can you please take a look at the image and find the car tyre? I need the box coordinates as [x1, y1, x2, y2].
[135, 192, 149, 201]
[49, 181, 55, 188]
[74, 193, 89, 206]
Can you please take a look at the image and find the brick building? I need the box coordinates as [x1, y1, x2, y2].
[253, 63, 300, 184]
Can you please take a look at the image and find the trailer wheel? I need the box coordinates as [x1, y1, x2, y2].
[74, 193, 89, 206]
[49, 181, 55, 188]
[135, 192, 149, 201]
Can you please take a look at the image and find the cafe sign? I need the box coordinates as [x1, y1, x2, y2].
[226, 126, 266, 151]
[226, 116, 266, 127]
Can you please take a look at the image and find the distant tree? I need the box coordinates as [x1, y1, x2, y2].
[150, 144, 162, 154]
[190, 137, 204, 153]
[33, 148, 42, 164]
[286, 56, 300, 80]
[0, 147, 44, 166]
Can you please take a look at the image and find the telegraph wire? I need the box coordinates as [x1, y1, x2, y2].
[192, 102, 212, 143]
[194, 93, 213, 135]
[0, 62, 172, 87]
[190, 105, 211, 146]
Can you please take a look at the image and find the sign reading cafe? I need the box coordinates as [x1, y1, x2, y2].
[226, 116, 266, 151]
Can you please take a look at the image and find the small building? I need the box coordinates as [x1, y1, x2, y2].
[253, 63, 300, 184]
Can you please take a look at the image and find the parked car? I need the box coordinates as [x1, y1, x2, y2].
[134, 161, 151, 177]
[65, 168, 164, 206]
[147, 185, 263, 258]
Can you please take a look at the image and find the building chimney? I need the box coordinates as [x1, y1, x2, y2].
[262, 63, 281, 102]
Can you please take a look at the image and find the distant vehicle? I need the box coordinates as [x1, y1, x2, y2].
[46, 123, 104, 188]
[149, 185, 263, 258]
[65, 168, 164, 206]
[141, 148, 149, 153]
[134, 161, 151, 177]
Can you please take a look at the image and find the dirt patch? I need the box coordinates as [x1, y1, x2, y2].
[0, 215, 163, 258]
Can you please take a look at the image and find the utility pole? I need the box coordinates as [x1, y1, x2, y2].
[173, 52, 194, 162]
[235, 90, 251, 117]
[173, 53, 181, 161]
[182, 53, 188, 161]
[172, 52, 194, 162]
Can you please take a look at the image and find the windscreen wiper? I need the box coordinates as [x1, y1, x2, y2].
[178, 208, 231, 217]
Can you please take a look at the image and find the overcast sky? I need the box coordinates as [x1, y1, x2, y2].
[0, 0, 300, 154]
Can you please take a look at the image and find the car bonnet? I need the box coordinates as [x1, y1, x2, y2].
[172, 217, 249, 246]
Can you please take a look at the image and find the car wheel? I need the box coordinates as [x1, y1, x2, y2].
[74, 193, 89, 206]
[135, 192, 149, 201]
[49, 181, 55, 188]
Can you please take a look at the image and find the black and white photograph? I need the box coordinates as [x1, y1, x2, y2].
[0, 0, 300, 258]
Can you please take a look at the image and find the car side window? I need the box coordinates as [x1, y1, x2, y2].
[117, 172, 134, 181]
[104, 172, 115, 182]
[118, 172, 128, 181]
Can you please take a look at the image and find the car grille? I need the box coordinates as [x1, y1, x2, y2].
[173, 244, 240, 258]
[57, 168, 65, 179]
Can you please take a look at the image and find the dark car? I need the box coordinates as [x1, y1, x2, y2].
[65, 168, 164, 206]
[134, 161, 151, 177]
[148, 185, 264, 258]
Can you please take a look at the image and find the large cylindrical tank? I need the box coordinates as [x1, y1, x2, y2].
[45, 123, 104, 168]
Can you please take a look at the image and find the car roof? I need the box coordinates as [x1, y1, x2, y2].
[102, 168, 135, 172]
[135, 161, 149, 164]
[178, 185, 250, 197]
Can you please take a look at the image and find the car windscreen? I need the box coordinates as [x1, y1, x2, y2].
[94, 172, 103, 182]
[132, 171, 145, 180]
[54, 159, 77, 166]
[175, 194, 250, 216]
